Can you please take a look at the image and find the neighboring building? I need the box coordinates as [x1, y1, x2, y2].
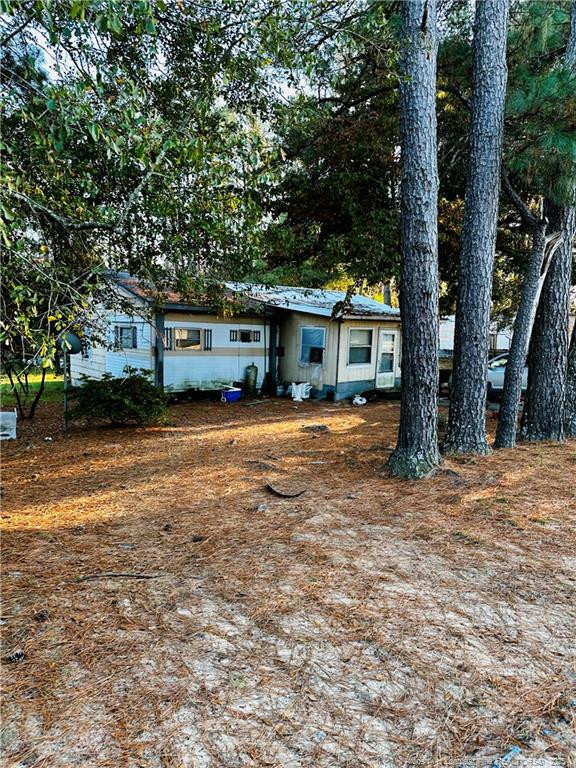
[71, 275, 401, 401]
[439, 315, 512, 359]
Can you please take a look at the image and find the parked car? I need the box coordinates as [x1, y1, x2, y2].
[448, 353, 528, 399]
[486, 352, 528, 397]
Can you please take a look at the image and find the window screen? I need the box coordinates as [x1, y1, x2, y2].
[378, 332, 395, 373]
[348, 329, 373, 365]
[300, 327, 326, 365]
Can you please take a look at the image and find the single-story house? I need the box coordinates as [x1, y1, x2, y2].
[71, 274, 402, 401]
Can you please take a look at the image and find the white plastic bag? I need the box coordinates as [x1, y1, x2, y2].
[292, 382, 312, 402]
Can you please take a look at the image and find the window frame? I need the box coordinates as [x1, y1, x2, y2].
[114, 324, 137, 350]
[173, 327, 202, 351]
[166, 327, 213, 351]
[347, 327, 374, 366]
[299, 325, 326, 366]
[230, 329, 261, 343]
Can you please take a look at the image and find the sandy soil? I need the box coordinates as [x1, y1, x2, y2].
[1, 398, 575, 768]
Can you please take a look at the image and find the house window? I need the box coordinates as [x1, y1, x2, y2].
[174, 328, 201, 350]
[300, 326, 326, 365]
[348, 329, 373, 365]
[230, 329, 261, 343]
[167, 328, 212, 351]
[114, 325, 137, 349]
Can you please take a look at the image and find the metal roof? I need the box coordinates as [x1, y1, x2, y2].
[227, 283, 400, 320]
[109, 273, 399, 320]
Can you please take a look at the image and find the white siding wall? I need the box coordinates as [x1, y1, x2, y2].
[163, 315, 269, 391]
[70, 312, 154, 385]
[440, 315, 512, 353]
[70, 346, 107, 383]
[336, 320, 401, 386]
[278, 313, 336, 387]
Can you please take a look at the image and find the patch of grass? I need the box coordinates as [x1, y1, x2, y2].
[0, 372, 64, 408]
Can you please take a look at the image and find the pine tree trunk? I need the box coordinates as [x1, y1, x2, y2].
[565, 323, 576, 438]
[521, 4, 576, 442]
[443, 0, 509, 455]
[521, 203, 575, 441]
[495, 223, 547, 448]
[388, 0, 440, 479]
[567, 1, 576, 443]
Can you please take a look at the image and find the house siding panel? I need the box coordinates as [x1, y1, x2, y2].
[277, 313, 336, 388]
[70, 313, 154, 384]
[336, 320, 402, 389]
[163, 315, 269, 390]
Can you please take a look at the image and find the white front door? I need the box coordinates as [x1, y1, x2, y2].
[376, 329, 397, 389]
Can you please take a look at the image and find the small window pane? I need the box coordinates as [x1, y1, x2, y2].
[115, 325, 137, 349]
[175, 329, 201, 349]
[349, 346, 371, 364]
[379, 352, 394, 373]
[300, 327, 326, 364]
[309, 347, 324, 364]
[380, 333, 395, 353]
[350, 329, 372, 346]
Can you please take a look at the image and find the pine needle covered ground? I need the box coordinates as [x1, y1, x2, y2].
[1, 398, 575, 767]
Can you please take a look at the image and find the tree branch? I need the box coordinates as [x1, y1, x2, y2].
[501, 170, 540, 229]
[0, 12, 36, 47]
[11, 192, 117, 233]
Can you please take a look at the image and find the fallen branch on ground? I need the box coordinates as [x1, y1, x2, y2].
[75, 572, 163, 582]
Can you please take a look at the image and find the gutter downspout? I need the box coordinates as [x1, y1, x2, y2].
[334, 319, 342, 400]
[154, 310, 165, 388]
[268, 315, 278, 393]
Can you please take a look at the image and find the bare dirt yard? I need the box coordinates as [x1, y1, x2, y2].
[1, 398, 575, 768]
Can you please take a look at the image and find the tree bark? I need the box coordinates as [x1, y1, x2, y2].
[388, 0, 440, 479]
[564, 2, 576, 441]
[443, 0, 509, 455]
[521, 202, 575, 441]
[521, 2, 576, 442]
[495, 224, 562, 448]
[565, 323, 576, 438]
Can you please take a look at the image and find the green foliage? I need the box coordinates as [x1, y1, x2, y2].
[1, 0, 374, 370]
[69, 367, 168, 426]
[505, 1, 576, 206]
[251, 3, 402, 289]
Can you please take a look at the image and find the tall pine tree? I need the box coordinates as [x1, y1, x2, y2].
[443, 0, 509, 455]
[521, 0, 576, 442]
[388, 0, 440, 478]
